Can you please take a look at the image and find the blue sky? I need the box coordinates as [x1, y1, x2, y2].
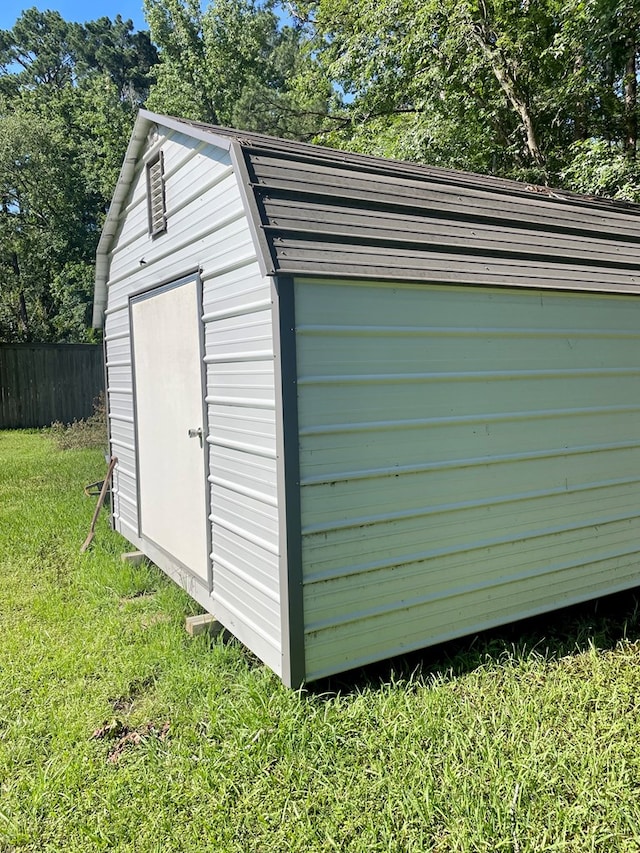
[1, 0, 149, 32]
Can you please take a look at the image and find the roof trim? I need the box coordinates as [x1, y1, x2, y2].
[92, 113, 149, 328]
[140, 110, 233, 153]
[229, 140, 276, 278]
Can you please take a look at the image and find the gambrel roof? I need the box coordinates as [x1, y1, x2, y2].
[94, 109, 640, 326]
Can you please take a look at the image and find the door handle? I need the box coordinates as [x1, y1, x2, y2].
[188, 427, 203, 438]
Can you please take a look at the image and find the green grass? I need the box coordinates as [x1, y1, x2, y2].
[2, 431, 640, 852]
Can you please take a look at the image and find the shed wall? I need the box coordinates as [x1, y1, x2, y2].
[103, 126, 282, 673]
[294, 278, 640, 680]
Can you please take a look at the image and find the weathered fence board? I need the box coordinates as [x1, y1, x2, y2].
[0, 344, 104, 429]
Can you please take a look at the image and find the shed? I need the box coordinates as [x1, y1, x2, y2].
[94, 109, 640, 686]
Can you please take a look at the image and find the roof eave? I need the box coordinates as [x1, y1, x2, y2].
[140, 110, 233, 152]
[92, 112, 151, 328]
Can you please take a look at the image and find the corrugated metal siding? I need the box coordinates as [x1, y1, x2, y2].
[294, 278, 640, 681]
[104, 289, 137, 538]
[103, 124, 281, 674]
[233, 143, 640, 294]
[203, 261, 282, 673]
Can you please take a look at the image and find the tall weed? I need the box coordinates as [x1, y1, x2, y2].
[48, 393, 107, 451]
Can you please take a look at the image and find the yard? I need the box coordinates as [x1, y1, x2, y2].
[2, 430, 640, 852]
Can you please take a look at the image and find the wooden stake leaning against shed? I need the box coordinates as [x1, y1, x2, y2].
[80, 456, 117, 553]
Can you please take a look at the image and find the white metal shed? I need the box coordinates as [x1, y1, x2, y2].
[94, 110, 640, 686]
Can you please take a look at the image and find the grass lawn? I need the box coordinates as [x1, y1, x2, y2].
[2, 430, 640, 851]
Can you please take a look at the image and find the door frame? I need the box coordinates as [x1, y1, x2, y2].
[129, 270, 213, 592]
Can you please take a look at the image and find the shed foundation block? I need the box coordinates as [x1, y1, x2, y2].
[121, 551, 146, 566]
[185, 613, 223, 638]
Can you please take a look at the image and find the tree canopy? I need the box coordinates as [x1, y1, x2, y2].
[0, 0, 639, 342]
[0, 9, 156, 342]
[144, 0, 331, 137]
[294, 0, 640, 195]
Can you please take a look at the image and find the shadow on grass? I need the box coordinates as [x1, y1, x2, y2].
[306, 587, 640, 698]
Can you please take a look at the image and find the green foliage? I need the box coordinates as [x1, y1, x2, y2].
[3, 430, 640, 850]
[2, 0, 640, 342]
[0, 8, 79, 91]
[0, 10, 157, 343]
[75, 15, 158, 104]
[562, 138, 640, 201]
[145, 0, 332, 138]
[0, 9, 157, 100]
[0, 105, 95, 341]
[296, 0, 640, 196]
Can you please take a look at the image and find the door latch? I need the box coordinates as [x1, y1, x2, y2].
[188, 426, 203, 446]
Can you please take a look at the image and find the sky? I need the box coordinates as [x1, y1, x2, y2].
[1, 0, 149, 32]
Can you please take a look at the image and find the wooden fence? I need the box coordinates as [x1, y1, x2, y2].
[0, 344, 104, 429]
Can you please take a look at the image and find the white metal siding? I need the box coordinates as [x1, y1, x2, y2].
[103, 125, 281, 673]
[203, 262, 281, 672]
[294, 278, 640, 681]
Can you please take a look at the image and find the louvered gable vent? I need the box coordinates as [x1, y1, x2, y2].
[146, 151, 166, 236]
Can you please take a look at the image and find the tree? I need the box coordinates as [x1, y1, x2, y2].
[0, 8, 157, 101]
[293, 0, 640, 197]
[0, 105, 99, 341]
[75, 15, 158, 104]
[0, 7, 79, 91]
[144, 0, 331, 138]
[0, 10, 158, 342]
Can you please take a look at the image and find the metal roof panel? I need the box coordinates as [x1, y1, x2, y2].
[95, 112, 640, 329]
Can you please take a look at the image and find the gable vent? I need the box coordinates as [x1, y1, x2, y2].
[146, 151, 166, 237]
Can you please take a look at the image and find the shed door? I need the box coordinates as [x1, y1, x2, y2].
[131, 276, 210, 583]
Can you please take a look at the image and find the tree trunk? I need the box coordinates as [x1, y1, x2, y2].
[18, 290, 29, 339]
[573, 54, 587, 142]
[489, 57, 544, 166]
[624, 34, 637, 159]
[470, 18, 544, 167]
[11, 250, 29, 339]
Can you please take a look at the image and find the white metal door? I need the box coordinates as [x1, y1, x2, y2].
[131, 277, 209, 582]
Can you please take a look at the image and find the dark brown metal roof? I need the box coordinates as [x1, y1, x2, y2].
[159, 115, 640, 293]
